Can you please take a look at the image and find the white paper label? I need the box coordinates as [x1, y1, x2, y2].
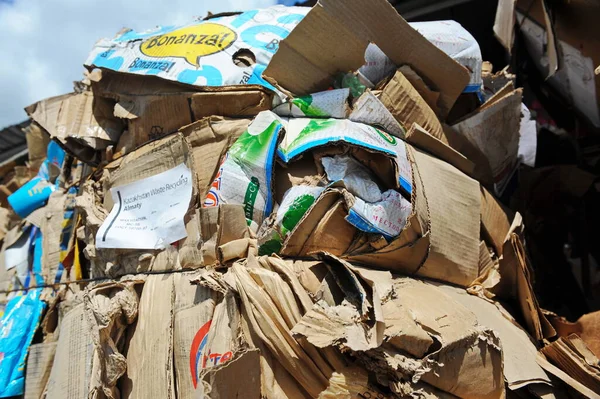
[96, 163, 192, 249]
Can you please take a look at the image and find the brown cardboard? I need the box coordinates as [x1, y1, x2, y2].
[494, 0, 517, 53]
[432, 282, 553, 391]
[550, 311, 600, 359]
[99, 72, 270, 152]
[230, 257, 344, 398]
[452, 88, 522, 194]
[397, 65, 442, 117]
[198, 204, 251, 266]
[541, 335, 600, 395]
[349, 90, 405, 138]
[45, 303, 94, 399]
[480, 186, 513, 256]
[263, 0, 469, 117]
[179, 117, 250, 200]
[172, 271, 217, 399]
[516, 0, 600, 127]
[40, 191, 67, 284]
[379, 69, 445, 141]
[84, 281, 141, 399]
[292, 257, 504, 398]
[26, 92, 123, 163]
[280, 190, 340, 256]
[495, 213, 556, 341]
[345, 144, 481, 288]
[103, 133, 194, 210]
[536, 352, 600, 398]
[23, 123, 50, 171]
[301, 200, 355, 257]
[115, 94, 193, 147]
[24, 342, 57, 399]
[189, 90, 272, 119]
[122, 274, 175, 399]
[406, 146, 481, 285]
[198, 349, 261, 399]
[404, 123, 475, 178]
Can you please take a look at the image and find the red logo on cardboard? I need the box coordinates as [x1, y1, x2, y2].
[189, 320, 233, 388]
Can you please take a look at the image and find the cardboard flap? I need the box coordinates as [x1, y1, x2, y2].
[452, 89, 522, 194]
[405, 123, 475, 178]
[263, 0, 469, 117]
[433, 282, 552, 391]
[411, 146, 481, 287]
[480, 186, 512, 256]
[379, 69, 445, 140]
[24, 342, 57, 399]
[281, 190, 341, 256]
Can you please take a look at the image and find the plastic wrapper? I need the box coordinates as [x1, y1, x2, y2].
[278, 117, 412, 195]
[0, 289, 45, 397]
[272, 89, 350, 118]
[345, 189, 412, 239]
[322, 154, 382, 203]
[85, 6, 309, 92]
[258, 185, 325, 255]
[7, 141, 65, 218]
[204, 111, 283, 231]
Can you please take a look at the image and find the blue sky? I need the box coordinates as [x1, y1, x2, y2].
[0, 0, 276, 128]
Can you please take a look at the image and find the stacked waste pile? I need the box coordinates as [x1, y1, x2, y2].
[0, 0, 599, 398]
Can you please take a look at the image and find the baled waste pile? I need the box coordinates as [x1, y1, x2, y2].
[0, 0, 598, 398]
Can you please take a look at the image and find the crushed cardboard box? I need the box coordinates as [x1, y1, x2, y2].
[0, 1, 596, 398]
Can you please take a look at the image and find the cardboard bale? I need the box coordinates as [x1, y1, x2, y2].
[84, 280, 141, 399]
[514, 0, 600, 127]
[264, 0, 469, 117]
[122, 274, 175, 399]
[291, 254, 504, 399]
[26, 91, 124, 164]
[45, 302, 94, 399]
[24, 342, 57, 399]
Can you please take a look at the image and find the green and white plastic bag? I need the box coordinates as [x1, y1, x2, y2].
[272, 89, 350, 118]
[278, 117, 412, 195]
[258, 185, 325, 255]
[204, 111, 283, 231]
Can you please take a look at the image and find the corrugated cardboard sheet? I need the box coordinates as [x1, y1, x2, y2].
[263, 0, 469, 117]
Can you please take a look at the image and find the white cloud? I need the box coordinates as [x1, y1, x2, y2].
[0, 0, 276, 128]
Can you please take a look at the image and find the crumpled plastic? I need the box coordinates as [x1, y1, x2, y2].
[0, 289, 46, 397]
[322, 154, 382, 203]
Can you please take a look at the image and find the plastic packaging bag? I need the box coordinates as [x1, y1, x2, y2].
[345, 189, 412, 240]
[322, 155, 382, 203]
[258, 185, 325, 255]
[204, 111, 283, 231]
[8, 141, 65, 218]
[85, 6, 309, 92]
[0, 289, 46, 397]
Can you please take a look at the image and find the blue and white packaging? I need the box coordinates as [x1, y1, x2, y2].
[85, 6, 309, 91]
[0, 289, 45, 397]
